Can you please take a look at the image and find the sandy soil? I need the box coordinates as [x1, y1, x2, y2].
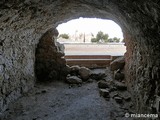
[1, 68, 133, 120]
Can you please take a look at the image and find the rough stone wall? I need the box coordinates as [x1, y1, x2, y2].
[120, 2, 160, 113]
[35, 28, 67, 82]
[0, 9, 40, 113]
[0, 1, 43, 113]
[0, 0, 160, 115]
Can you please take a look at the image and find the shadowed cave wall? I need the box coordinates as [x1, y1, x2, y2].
[0, 0, 160, 115]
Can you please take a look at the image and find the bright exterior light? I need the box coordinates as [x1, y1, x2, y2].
[57, 18, 123, 43]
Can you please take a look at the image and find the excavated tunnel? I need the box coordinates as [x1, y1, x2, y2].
[0, 0, 160, 116]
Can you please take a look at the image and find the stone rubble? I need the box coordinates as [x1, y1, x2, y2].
[99, 89, 110, 98]
[98, 80, 109, 89]
[110, 56, 125, 71]
[94, 68, 134, 116]
[66, 65, 91, 83]
[70, 65, 80, 76]
[65, 66, 133, 116]
[113, 81, 127, 91]
[90, 72, 106, 81]
[114, 69, 125, 81]
[66, 76, 82, 84]
[78, 67, 91, 81]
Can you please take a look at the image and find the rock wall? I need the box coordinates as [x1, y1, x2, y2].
[0, 0, 160, 115]
[125, 34, 160, 113]
[121, 2, 160, 113]
[35, 28, 67, 82]
[0, 1, 42, 113]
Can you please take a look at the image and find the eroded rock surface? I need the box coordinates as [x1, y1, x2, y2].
[110, 56, 125, 71]
[35, 28, 67, 82]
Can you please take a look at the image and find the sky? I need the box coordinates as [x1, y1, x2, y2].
[56, 18, 123, 39]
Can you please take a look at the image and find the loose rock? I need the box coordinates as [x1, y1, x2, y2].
[70, 65, 80, 76]
[114, 81, 127, 91]
[79, 67, 91, 80]
[110, 56, 125, 71]
[90, 73, 106, 80]
[98, 80, 109, 89]
[99, 89, 110, 98]
[66, 76, 82, 84]
[70, 65, 80, 71]
[114, 69, 125, 81]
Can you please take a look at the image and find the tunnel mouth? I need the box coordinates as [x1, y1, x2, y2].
[35, 18, 127, 82]
[56, 18, 124, 44]
[56, 18, 126, 68]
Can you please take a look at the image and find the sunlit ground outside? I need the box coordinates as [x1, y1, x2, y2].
[56, 18, 126, 56]
[64, 43, 126, 56]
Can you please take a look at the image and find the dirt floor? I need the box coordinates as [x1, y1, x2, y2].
[1, 68, 133, 120]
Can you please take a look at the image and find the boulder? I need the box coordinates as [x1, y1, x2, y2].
[70, 65, 80, 71]
[114, 69, 125, 80]
[98, 80, 109, 89]
[90, 73, 106, 80]
[70, 65, 80, 76]
[110, 56, 125, 71]
[66, 76, 82, 84]
[114, 81, 127, 90]
[79, 67, 91, 80]
[99, 89, 110, 98]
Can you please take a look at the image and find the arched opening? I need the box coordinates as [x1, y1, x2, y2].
[55, 18, 126, 68]
[57, 18, 123, 43]
[34, 16, 131, 119]
[35, 17, 127, 81]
